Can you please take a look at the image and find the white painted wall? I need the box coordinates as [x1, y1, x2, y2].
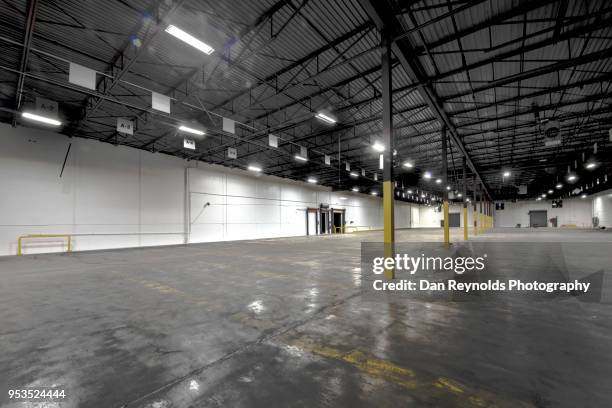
[593, 189, 612, 228]
[494, 198, 593, 228]
[417, 203, 476, 228]
[0, 124, 425, 256]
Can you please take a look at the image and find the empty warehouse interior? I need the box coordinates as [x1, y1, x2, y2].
[1, 0, 612, 407]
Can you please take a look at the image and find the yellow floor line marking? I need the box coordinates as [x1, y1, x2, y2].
[287, 338, 533, 408]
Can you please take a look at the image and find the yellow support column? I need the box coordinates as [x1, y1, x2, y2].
[383, 181, 395, 280]
[381, 35, 394, 280]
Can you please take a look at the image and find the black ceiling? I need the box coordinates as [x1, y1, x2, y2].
[1, 0, 611, 200]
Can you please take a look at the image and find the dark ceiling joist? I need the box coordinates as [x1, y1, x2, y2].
[408, 0, 560, 54]
[12, 0, 38, 126]
[358, 0, 492, 199]
[211, 22, 375, 111]
[432, 14, 612, 83]
[73, 0, 186, 129]
[442, 46, 612, 101]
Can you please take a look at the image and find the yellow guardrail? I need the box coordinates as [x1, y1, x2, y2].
[17, 234, 72, 256]
[333, 225, 373, 234]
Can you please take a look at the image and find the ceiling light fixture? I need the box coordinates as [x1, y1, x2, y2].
[247, 165, 262, 172]
[556, 183, 563, 189]
[295, 155, 308, 162]
[352, 187, 359, 192]
[581, 193, 587, 199]
[435, 178, 442, 184]
[349, 171, 359, 178]
[403, 161, 413, 168]
[423, 171, 432, 179]
[307, 177, 317, 184]
[22, 112, 62, 126]
[178, 125, 205, 136]
[503, 171, 511, 177]
[585, 162, 597, 169]
[548, 189, 553, 194]
[165, 25, 214, 55]
[339, 196, 347, 200]
[371, 191, 377, 196]
[567, 174, 577, 182]
[372, 142, 385, 152]
[315, 112, 337, 124]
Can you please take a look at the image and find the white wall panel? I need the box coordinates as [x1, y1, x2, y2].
[494, 198, 592, 227]
[0, 124, 442, 256]
[592, 190, 612, 228]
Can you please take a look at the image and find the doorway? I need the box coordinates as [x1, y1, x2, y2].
[320, 211, 329, 234]
[306, 208, 318, 235]
[529, 210, 547, 227]
[332, 209, 345, 233]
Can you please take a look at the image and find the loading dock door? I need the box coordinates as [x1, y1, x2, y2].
[529, 210, 547, 227]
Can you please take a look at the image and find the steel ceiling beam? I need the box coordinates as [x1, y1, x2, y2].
[431, 14, 612, 83]
[408, 0, 560, 54]
[12, 0, 38, 126]
[442, 46, 612, 101]
[211, 22, 374, 111]
[358, 0, 492, 199]
[74, 0, 186, 127]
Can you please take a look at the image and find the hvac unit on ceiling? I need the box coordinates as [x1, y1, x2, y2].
[542, 119, 561, 147]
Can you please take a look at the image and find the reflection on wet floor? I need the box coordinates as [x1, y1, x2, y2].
[0, 228, 611, 407]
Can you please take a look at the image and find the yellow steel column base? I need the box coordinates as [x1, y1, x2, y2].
[383, 181, 395, 280]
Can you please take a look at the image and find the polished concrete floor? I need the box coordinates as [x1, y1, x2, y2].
[1, 228, 611, 407]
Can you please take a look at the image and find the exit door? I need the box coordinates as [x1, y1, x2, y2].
[529, 210, 547, 228]
[306, 208, 318, 235]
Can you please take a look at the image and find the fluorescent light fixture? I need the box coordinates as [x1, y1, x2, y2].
[556, 183, 563, 189]
[567, 174, 577, 181]
[22, 112, 61, 126]
[421, 193, 426, 198]
[165, 24, 214, 55]
[423, 171, 432, 179]
[541, 194, 547, 198]
[247, 165, 262, 172]
[581, 193, 587, 199]
[371, 192, 377, 196]
[435, 178, 442, 184]
[372, 142, 385, 152]
[295, 155, 308, 162]
[586, 162, 596, 169]
[352, 187, 359, 192]
[307, 177, 317, 184]
[548, 189, 553, 194]
[407, 189, 413, 194]
[539, 158, 548, 162]
[457, 193, 462, 198]
[503, 171, 511, 177]
[349, 171, 359, 178]
[403, 161, 413, 168]
[446, 186, 451, 190]
[339, 196, 347, 200]
[536, 197, 542, 201]
[179, 125, 205, 136]
[315, 112, 336, 124]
